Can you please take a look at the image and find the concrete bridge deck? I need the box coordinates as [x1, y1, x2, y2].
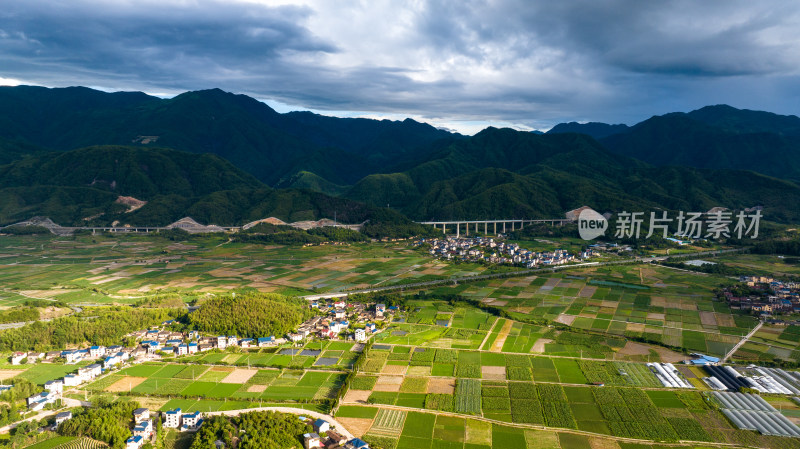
[416, 218, 569, 235]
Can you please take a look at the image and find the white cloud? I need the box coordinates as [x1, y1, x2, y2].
[0, 77, 25, 86]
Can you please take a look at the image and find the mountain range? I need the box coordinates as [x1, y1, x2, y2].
[0, 85, 799, 227]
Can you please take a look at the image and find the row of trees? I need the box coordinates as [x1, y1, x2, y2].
[0, 307, 181, 352]
[190, 411, 311, 449]
[58, 400, 139, 448]
[0, 307, 38, 324]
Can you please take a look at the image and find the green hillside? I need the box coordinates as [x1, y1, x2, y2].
[0, 146, 422, 230]
[345, 127, 800, 221]
[0, 145, 263, 198]
[274, 170, 347, 196]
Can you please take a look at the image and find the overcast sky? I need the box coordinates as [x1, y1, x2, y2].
[2, 0, 799, 134]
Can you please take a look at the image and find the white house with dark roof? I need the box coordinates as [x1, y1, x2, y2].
[63, 374, 81, 387]
[164, 408, 182, 428]
[303, 433, 320, 449]
[126, 435, 144, 449]
[181, 411, 202, 431]
[133, 408, 150, 423]
[216, 336, 227, 349]
[133, 419, 153, 438]
[44, 379, 63, 394]
[54, 411, 72, 427]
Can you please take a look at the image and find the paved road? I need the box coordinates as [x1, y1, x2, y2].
[0, 398, 83, 434]
[723, 320, 763, 363]
[204, 407, 355, 440]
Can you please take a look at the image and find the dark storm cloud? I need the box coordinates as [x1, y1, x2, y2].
[0, 1, 334, 88]
[508, 0, 798, 77]
[1, 0, 799, 132]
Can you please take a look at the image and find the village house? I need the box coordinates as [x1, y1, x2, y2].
[165, 339, 183, 348]
[63, 374, 81, 387]
[164, 408, 182, 428]
[133, 408, 150, 423]
[303, 433, 321, 449]
[181, 411, 202, 431]
[10, 352, 25, 365]
[54, 411, 72, 427]
[313, 418, 330, 433]
[355, 328, 367, 342]
[287, 333, 304, 343]
[133, 419, 153, 439]
[126, 435, 144, 449]
[27, 390, 57, 411]
[78, 364, 102, 382]
[325, 431, 348, 447]
[44, 379, 63, 394]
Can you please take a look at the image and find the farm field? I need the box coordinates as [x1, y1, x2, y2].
[0, 233, 492, 306]
[84, 362, 346, 406]
[171, 341, 361, 369]
[423, 264, 759, 358]
[344, 338, 800, 447]
[3, 231, 798, 448]
[336, 404, 782, 449]
[732, 323, 800, 363]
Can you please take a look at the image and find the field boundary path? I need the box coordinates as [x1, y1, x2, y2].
[723, 320, 763, 362]
[204, 406, 355, 440]
[0, 398, 83, 433]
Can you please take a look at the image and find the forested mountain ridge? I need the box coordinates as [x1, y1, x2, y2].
[1, 86, 799, 224]
[343, 127, 800, 222]
[0, 85, 457, 185]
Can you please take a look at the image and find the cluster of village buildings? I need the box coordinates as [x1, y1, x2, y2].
[10, 298, 391, 423]
[123, 406, 204, 449]
[416, 236, 596, 267]
[722, 276, 800, 317]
